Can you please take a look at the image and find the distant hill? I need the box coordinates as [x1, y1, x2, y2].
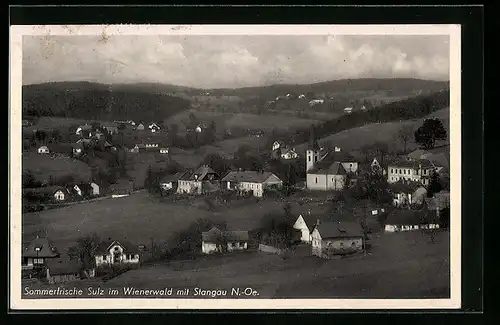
[206, 78, 449, 99]
[22, 82, 192, 122]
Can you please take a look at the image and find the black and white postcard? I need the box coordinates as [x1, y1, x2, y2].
[9, 24, 461, 310]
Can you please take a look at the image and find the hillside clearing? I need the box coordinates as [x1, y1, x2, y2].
[22, 152, 92, 183]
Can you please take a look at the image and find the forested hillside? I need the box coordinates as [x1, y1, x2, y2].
[276, 89, 450, 144]
[22, 82, 192, 122]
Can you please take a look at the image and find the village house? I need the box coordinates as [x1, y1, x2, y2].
[388, 179, 428, 207]
[309, 99, 324, 106]
[45, 257, 88, 284]
[177, 165, 220, 195]
[221, 171, 283, 197]
[292, 214, 322, 243]
[75, 124, 92, 136]
[344, 107, 353, 114]
[148, 122, 161, 133]
[384, 209, 440, 233]
[159, 147, 169, 154]
[72, 142, 83, 156]
[136, 123, 145, 131]
[94, 240, 141, 267]
[102, 122, 119, 135]
[387, 159, 437, 186]
[37, 145, 50, 154]
[72, 182, 99, 198]
[22, 236, 60, 271]
[53, 187, 75, 201]
[272, 140, 285, 151]
[159, 171, 190, 191]
[201, 227, 249, 254]
[280, 147, 299, 160]
[311, 221, 365, 259]
[298, 94, 306, 99]
[370, 158, 386, 174]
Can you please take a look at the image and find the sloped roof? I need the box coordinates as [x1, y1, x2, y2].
[75, 183, 93, 194]
[96, 240, 139, 254]
[22, 237, 60, 258]
[315, 221, 364, 239]
[385, 209, 438, 225]
[46, 256, 81, 275]
[160, 171, 190, 183]
[202, 227, 249, 242]
[202, 227, 222, 242]
[427, 153, 450, 169]
[309, 161, 347, 175]
[188, 165, 218, 181]
[224, 231, 249, 242]
[388, 158, 435, 169]
[389, 179, 425, 193]
[221, 171, 281, 183]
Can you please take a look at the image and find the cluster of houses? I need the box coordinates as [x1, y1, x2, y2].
[158, 165, 284, 198]
[23, 182, 100, 202]
[22, 236, 141, 284]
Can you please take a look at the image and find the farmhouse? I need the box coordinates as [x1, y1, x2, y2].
[95, 240, 140, 267]
[201, 227, 249, 254]
[221, 171, 283, 197]
[272, 140, 285, 151]
[45, 257, 83, 284]
[384, 209, 440, 233]
[90, 182, 100, 196]
[37, 145, 50, 154]
[102, 122, 119, 135]
[136, 123, 145, 131]
[22, 236, 60, 270]
[280, 147, 299, 160]
[159, 171, 189, 191]
[370, 158, 384, 173]
[311, 221, 365, 258]
[75, 124, 92, 136]
[293, 214, 322, 243]
[309, 99, 324, 106]
[388, 179, 428, 207]
[53, 187, 75, 201]
[72, 183, 98, 198]
[72, 143, 83, 156]
[148, 122, 161, 133]
[177, 165, 220, 195]
[387, 159, 436, 186]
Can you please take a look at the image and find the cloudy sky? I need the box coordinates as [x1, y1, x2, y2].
[23, 35, 449, 88]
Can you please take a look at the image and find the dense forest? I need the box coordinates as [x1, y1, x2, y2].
[22, 82, 192, 121]
[276, 89, 450, 145]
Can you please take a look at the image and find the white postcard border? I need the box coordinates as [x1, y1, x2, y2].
[9, 24, 461, 310]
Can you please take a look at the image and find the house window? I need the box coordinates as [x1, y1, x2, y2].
[231, 243, 236, 247]
[404, 169, 406, 174]
[315, 177, 318, 184]
[391, 168, 393, 173]
[314, 156, 318, 162]
[308, 156, 311, 162]
[33, 258, 44, 264]
[339, 242, 344, 248]
[399, 169, 402, 174]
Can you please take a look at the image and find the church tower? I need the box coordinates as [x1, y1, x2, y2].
[306, 127, 320, 172]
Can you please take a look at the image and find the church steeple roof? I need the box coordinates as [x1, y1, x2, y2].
[308, 127, 320, 150]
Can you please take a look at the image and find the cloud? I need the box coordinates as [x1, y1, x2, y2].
[22, 35, 449, 88]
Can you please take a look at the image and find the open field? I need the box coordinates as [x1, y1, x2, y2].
[165, 109, 321, 132]
[22, 230, 449, 299]
[22, 192, 334, 256]
[22, 152, 92, 183]
[292, 107, 450, 155]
